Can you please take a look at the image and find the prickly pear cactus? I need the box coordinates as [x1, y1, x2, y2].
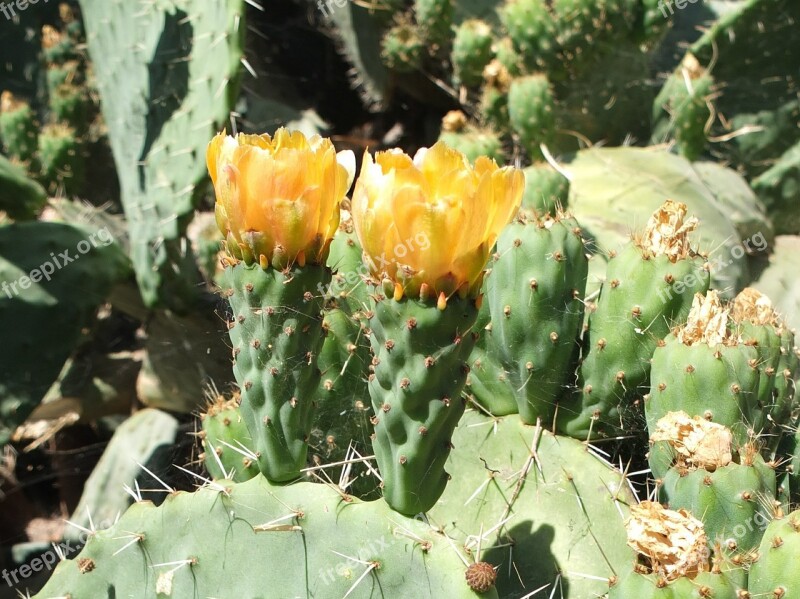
[747, 509, 800, 598]
[219, 262, 328, 483]
[367, 291, 478, 515]
[475, 211, 588, 424]
[199, 393, 260, 483]
[35, 476, 496, 598]
[557, 201, 710, 440]
[430, 410, 636, 599]
[78, 0, 245, 309]
[651, 413, 776, 553]
[645, 291, 763, 444]
[0, 153, 46, 220]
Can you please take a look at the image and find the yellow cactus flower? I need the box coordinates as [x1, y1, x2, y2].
[351, 141, 523, 303]
[207, 128, 355, 269]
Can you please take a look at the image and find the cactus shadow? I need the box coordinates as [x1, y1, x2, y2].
[137, 8, 192, 190]
[483, 521, 569, 598]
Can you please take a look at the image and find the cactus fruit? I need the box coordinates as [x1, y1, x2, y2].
[609, 501, 746, 598]
[349, 141, 522, 515]
[499, 0, 559, 74]
[519, 162, 570, 217]
[0, 91, 38, 163]
[648, 411, 733, 482]
[479, 59, 511, 130]
[452, 20, 495, 88]
[651, 412, 776, 553]
[747, 509, 800, 598]
[49, 83, 88, 132]
[464, 299, 518, 417]
[308, 217, 375, 491]
[507, 73, 555, 161]
[209, 129, 355, 483]
[41, 24, 76, 64]
[199, 392, 260, 483]
[45, 59, 82, 97]
[651, 53, 715, 161]
[35, 476, 497, 598]
[557, 200, 710, 439]
[476, 211, 588, 424]
[646, 290, 763, 444]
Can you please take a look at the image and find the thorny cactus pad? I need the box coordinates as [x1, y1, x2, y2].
[652, 413, 777, 553]
[473, 210, 588, 424]
[646, 290, 763, 444]
[558, 200, 710, 439]
[198, 392, 260, 483]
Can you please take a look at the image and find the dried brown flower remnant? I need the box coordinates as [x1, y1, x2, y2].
[650, 411, 733, 471]
[626, 501, 709, 582]
[731, 287, 782, 329]
[441, 110, 467, 133]
[483, 59, 512, 92]
[637, 200, 699, 262]
[676, 291, 736, 347]
[0, 91, 25, 113]
[41, 25, 63, 50]
[465, 562, 497, 593]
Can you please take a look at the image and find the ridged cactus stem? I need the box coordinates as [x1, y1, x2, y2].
[220, 262, 329, 482]
[368, 290, 478, 515]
